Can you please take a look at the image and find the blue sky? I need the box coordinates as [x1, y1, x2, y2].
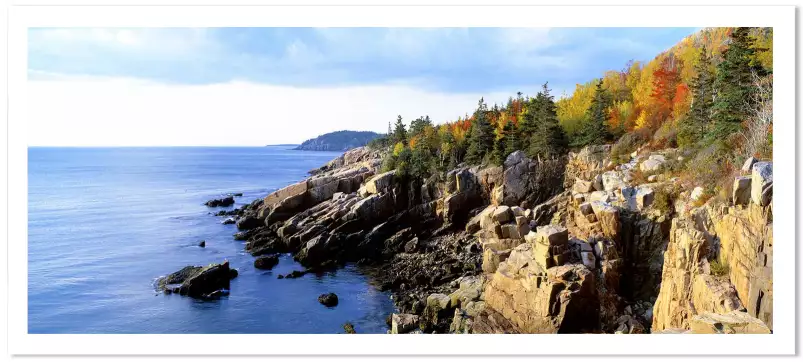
[29, 27, 696, 94]
[27, 27, 697, 146]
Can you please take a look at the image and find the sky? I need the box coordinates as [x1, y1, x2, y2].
[27, 27, 697, 146]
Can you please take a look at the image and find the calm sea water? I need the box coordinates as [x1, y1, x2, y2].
[28, 146, 396, 334]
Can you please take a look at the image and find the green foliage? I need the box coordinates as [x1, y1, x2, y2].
[367, 135, 390, 151]
[652, 184, 679, 216]
[679, 45, 715, 147]
[409, 115, 433, 139]
[526, 83, 568, 159]
[685, 143, 731, 188]
[575, 80, 612, 147]
[711, 28, 764, 140]
[710, 258, 730, 277]
[492, 121, 515, 166]
[465, 98, 495, 164]
[392, 115, 408, 146]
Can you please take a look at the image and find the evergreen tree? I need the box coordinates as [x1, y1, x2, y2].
[492, 121, 516, 165]
[409, 115, 432, 138]
[576, 80, 612, 146]
[392, 115, 408, 146]
[711, 27, 763, 139]
[528, 83, 567, 158]
[679, 45, 715, 147]
[466, 98, 495, 164]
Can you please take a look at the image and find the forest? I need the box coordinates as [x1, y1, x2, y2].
[370, 27, 773, 202]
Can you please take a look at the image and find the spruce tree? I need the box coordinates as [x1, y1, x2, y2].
[392, 115, 408, 146]
[679, 45, 715, 147]
[577, 80, 612, 146]
[711, 27, 762, 139]
[528, 83, 567, 158]
[466, 98, 495, 164]
[493, 121, 516, 165]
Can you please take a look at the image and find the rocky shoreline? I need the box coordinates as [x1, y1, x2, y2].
[156, 145, 773, 334]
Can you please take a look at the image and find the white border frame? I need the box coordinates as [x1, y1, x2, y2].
[7, 4, 796, 356]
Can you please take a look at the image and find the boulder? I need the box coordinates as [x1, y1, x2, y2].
[579, 202, 594, 216]
[690, 186, 705, 202]
[592, 174, 604, 192]
[751, 162, 772, 206]
[531, 225, 569, 270]
[318, 293, 339, 307]
[205, 196, 235, 207]
[391, 313, 420, 334]
[588, 191, 611, 203]
[198, 240, 206, 248]
[732, 176, 752, 206]
[640, 158, 664, 173]
[358, 170, 396, 197]
[741, 156, 758, 172]
[590, 201, 620, 243]
[690, 311, 771, 334]
[636, 187, 655, 210]
[483, 257, 598, 333]
[491, 206, 512, 224]
[601, 171, 626, 192]
[421, 293, 455, 331]
[157, 261, 238, 299]
[254, 254, 280, 270]
[482, 246, 511, 274]
[573, 178, 594, 194]
[235, 215, 263, 230]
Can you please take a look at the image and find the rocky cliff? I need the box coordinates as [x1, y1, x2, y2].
[170, 143, 772, 334]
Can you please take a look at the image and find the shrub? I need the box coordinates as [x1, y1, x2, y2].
[652, 184, 678, 216]
[652, 121, 679, 149]
[610, 129, 650, 164]
[710, 258, 730, 277]
[685, 144, 730, 187]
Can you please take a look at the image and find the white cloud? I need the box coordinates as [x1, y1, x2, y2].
[27, 75, 514, 147]
[29, 28, 215, 58]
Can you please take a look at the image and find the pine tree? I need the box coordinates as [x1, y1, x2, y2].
[679, 45, 715, 147]
[493, 121, 516, 165]
[711, 27, 762, 139]
[576, 80, 612, 146]
[466, 98, 495, 164]
[528, 83, 568, 158]
[409, 115, 432, 138]
[392, 115, 408, 146]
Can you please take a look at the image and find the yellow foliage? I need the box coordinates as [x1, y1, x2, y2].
[634, 110, 649, 130]
[393, 142, 406, 156]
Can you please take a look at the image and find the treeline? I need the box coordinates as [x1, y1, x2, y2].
[372, 27, 773, 190]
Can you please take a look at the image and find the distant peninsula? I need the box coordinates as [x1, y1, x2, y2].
[294, 130, 383, 151]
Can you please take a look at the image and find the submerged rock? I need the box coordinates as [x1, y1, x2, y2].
[254, 254, 279, 270]
[205, 196, 235, 207]
[157, 261, 237, 299]
[318, 293, 339, 307]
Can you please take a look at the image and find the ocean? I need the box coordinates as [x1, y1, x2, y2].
[27, 146, 396, 334]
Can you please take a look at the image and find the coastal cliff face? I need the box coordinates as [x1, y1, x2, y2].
[173, 144, 772, 334]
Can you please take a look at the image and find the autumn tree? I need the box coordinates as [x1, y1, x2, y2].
[649, 56, 681, 128]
